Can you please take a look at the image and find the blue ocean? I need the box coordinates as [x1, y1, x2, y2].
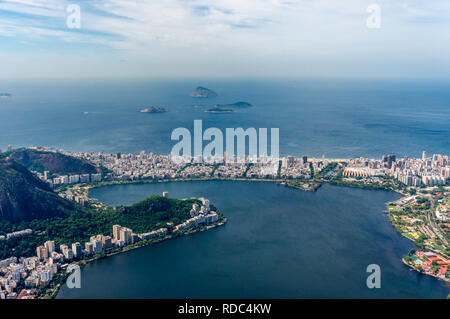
[0, 78, 449, 158]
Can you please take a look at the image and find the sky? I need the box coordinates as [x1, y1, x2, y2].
[0, 0, 450, 79]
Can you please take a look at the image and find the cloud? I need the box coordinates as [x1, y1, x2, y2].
[0, 0, 449, 78]
[0, 0, 308, 47]
[0, 0, 448, 47]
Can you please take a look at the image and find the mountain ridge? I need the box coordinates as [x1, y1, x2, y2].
[0, 158, 73, 223]
[7, 149, 101, 175]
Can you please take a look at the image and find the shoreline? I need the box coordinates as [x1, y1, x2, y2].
[401, 258, 450, 283]
[48, 217, 227, 299]
[81, 178, 448, 284]
[37, 177, 450, 297]
[74, 177, 327, 200]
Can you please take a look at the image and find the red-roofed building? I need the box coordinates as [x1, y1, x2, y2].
[17, 289, 35, 299]
[415, 251, 425, 257]
[437, 266, 448, 278]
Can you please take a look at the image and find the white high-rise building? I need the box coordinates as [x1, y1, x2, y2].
[119, 228, 132, 245]
[44, 240, 55, 254]
[92, 239, 103, 254]
[85, 242, 94, 255]
[72, 242, 82, 259]
[40, 270, 51, 283]
[113, 225, 122, 240]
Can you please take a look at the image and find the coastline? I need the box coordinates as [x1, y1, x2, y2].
[386, 195, 450, 283]
[78, 177, 323, 200]
[58, 178, 449, 299]
[49, 177, 331, 298]
[78, 178, 448, 284]
[48, 216, 227, 299]
[401, 258, 449, 283]
[7, 163, 448, 298]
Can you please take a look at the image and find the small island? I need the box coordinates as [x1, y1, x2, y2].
[219, 101, 252, 108]
[140, 106, 167, 113]
[0, 93, 11, 98]
[193, 101, 252, 108]
[190, 87, 218, 98]
[205, 108, 236, 114]
[193, 101, 253, 113]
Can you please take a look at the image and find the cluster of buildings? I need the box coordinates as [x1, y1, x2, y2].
[24, 148, 386, 184]
[435, 198, 450, 221]
[390, 152, 449, 186]
[139, 228, 169, 241]
[344, 152, 449, 187]
[112, 225, 157, 246]
[45, 148, 318, 181]
[280, 155, 311, 179]
[58, 192, 87, 206]
[0, 226, 162, 299]
[179, 164, 214, 178]
[0, 193, 221, 299]
[67, 150, 183, 181]
[174, 198, 219, 232]
[54, 150, 318, 181]
[6, 147, 449, 188]
[0, 251, 58, 299]
[34, 170, 102, 188]
[410, 251, 449, 280]
[0, 229, 32, 241]
[213, 163, 248, 178]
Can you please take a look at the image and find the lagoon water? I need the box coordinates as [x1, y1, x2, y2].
[57, 181, 450, 299]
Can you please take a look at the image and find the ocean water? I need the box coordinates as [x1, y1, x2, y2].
[0, 78, 449, 158]
[57, 181, 450, 299]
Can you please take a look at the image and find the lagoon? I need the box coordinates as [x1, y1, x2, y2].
[57, 181, 450, 299]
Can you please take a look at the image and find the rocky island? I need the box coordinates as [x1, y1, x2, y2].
[190, 86, 218, 98]
[140, 106, 167, 113]
[220, 101, 252, 108]
[205, 108, 236, 114]
[193, 101, 253, 112]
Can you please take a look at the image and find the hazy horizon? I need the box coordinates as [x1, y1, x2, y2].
[1, 0, 449, 80]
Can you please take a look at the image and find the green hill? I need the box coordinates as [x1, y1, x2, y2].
[0, 195, 198, 259]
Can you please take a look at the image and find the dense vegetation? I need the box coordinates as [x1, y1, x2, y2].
[0, 196, 199, 259]
[330, 176, 401, 191]
[314, 163, 338, 179]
